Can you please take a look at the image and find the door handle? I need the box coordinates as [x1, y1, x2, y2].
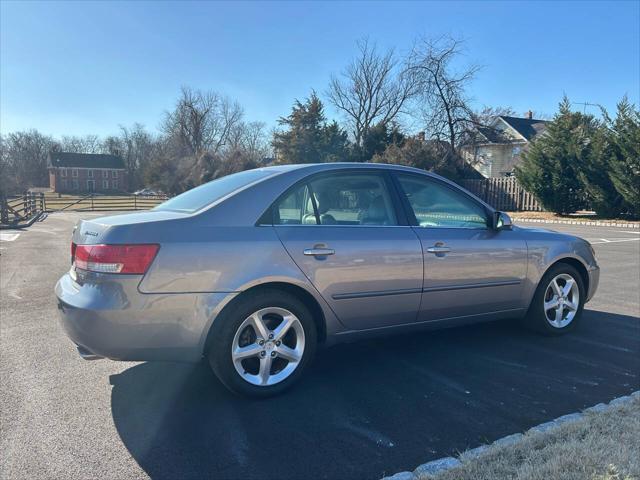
[426, 245, 451, 255]
[303, 247, 335, 256]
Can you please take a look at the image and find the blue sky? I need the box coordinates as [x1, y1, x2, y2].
[1, 0, 638, 138]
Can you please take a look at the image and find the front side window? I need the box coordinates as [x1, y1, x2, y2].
[72, 169, 78, 177]
[396, 174, 488, 229]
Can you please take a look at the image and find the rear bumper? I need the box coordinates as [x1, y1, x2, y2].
[586, 265, 600, 302]
[55, 271, 232, 362]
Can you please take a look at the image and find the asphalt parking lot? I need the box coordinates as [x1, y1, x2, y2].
[1, 212, 639, 480]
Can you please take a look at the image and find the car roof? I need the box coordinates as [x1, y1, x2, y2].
[261, 162, 444, 178]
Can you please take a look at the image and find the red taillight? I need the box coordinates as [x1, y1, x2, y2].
[73, 244, 160, 274]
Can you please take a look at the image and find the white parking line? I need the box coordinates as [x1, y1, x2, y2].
[0, 233, 20, 242]
[589, 238, 640, 245]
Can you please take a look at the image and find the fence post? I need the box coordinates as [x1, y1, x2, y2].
[134, 195, 137, 211]
[91, 194, 94, 211]
[0, 196, 7, 224]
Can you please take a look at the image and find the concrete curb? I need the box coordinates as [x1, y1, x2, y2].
[512, 218, 639, 229]
[383, 391, 639, 480]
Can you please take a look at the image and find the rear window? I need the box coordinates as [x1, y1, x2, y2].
[155, 169, 275, 213]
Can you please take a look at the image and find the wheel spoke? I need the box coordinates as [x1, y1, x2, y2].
[277, 345, 301, 363]
[248, 313, 269, 340]
[545, 298, 559, 311]
[550, 279, 562, 297]
[272, 314, 296, 341]
[258, 355, 273, 385]
[562, 278, 575, 297]
[554, 305, 563, 323]
[232, 343, 262, 361]
[565, 300, 578, 311]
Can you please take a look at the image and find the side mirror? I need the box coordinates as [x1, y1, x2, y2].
[493, 211, 513, 230]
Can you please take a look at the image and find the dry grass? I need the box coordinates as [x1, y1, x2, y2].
[418, 397, 640, 480]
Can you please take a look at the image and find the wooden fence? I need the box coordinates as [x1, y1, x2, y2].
[43, 193, 169, 212]
[1, 192, 46, 226]
[1, 192, 169, 227]
[459, 177, 543, 212]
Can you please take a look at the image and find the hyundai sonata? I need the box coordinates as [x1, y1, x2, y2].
[55, 163, 600, 396]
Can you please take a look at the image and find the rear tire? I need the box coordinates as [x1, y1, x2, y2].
[524, 263, 585, 335]
[208, 289, 317, 397]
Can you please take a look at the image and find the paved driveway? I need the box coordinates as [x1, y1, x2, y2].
[1, 213, 638, 480]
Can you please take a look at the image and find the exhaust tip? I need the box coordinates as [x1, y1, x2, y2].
[76, 345, 103, 361]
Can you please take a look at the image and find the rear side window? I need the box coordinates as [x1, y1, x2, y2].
[396, 174, 488, 228]
[155, 169, 275, 213]
[274, 184, 316, 224]
[273, 172, 398, 226]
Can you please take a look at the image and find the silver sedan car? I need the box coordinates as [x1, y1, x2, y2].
[55, 163, 600, 396]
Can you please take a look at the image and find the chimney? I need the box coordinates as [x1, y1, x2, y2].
[525, 110, 533, 120]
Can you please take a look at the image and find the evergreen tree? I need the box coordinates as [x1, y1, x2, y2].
[574, 116, 624, 217]
[361, 123, 405, 161]
[606, 97, 640, 217]
[515, 97, 590, 214]
[272, 93, 351, 164]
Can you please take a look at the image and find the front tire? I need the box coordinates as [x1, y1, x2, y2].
[524, 263, 585, 335]
[208, 289, 317, 397]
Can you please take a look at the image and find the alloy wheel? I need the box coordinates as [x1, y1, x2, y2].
[543, 273, 580, 328]
[231, 307, 305, 386]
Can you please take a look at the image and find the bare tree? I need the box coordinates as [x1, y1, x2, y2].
[0, 130, 56, 194]
[59, 134, 102, 153]
[161, 86, 243, 157]
[227, 121, 270, 161]
[327, 39, 416, 157]
[406, 35, 481, 166]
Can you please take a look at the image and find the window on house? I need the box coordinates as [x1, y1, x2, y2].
[72, 179, 79, 190]
[112, 170, 118, 178]
[87, 180, 95, 191]
[88, 170, 94, 178]
[102, 170, 108, 178]
[72, 169, 78, 177]
[112, 180, 118, 190]
[60, 168, 67, 177]
[103, 180, 109, 189]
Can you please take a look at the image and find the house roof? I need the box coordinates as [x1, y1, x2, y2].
[48, 152, 126, 169]
[498, 116, 548, 141]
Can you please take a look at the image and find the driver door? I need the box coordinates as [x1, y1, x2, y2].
[393, 172, 528, 322]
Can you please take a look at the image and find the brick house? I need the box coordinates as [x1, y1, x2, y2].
[460, 112, 548, 178]
[48, 152, 128, 193]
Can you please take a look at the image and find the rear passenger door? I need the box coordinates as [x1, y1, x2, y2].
[272, 170, 424, 331]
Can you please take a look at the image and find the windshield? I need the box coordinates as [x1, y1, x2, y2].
[155, 169, 275, 213]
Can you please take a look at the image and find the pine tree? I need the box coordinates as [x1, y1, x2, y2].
[516, 97, 589, 214]
[272, 93, 351, 164]
[574, 116, 623, 217]
[606, 97, 640, 217]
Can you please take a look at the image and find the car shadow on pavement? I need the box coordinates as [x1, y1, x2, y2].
[109, 310, 639, 480]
